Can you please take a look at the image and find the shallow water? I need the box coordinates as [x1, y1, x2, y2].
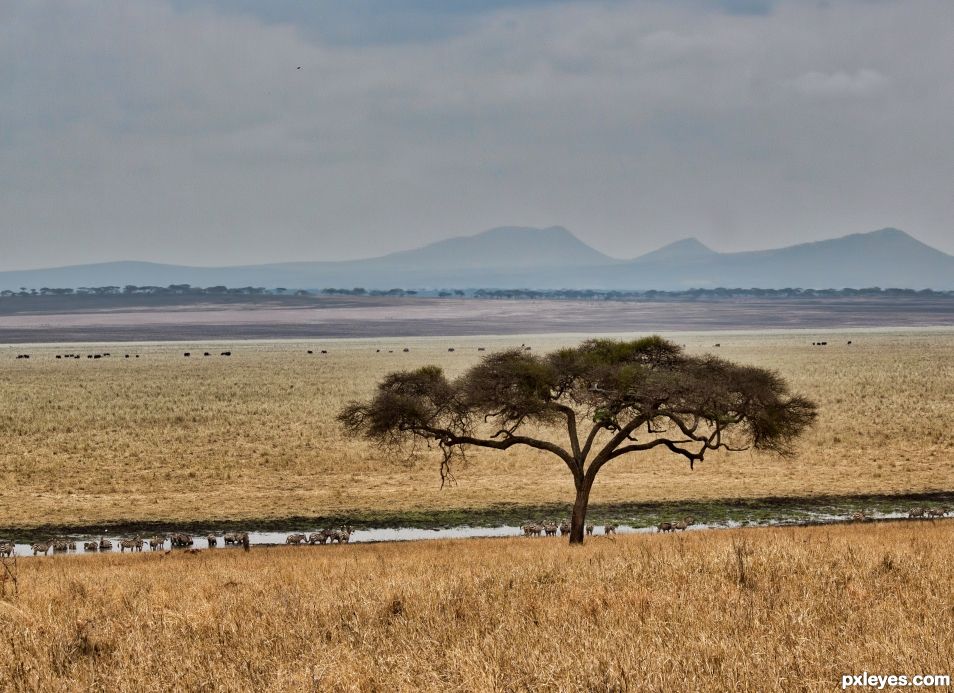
[3, 510, 928, 558]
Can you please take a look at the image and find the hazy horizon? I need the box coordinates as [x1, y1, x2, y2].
[3, 0, 954, 271]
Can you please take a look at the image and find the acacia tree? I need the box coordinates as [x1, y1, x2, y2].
[338, 337, 817, 544]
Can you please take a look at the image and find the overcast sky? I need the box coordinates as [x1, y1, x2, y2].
[2, 0, 953, 270]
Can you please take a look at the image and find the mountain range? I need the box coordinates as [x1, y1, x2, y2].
[2, 226, 953, 291]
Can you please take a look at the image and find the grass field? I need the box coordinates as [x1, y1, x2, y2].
[1, 520, 951, 692]
[2, 329, 954, 530]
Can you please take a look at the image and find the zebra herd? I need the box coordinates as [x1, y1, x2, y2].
[4, 532, 253, 557]
[284, 527, 354, 545]
[851, 507, 947, 522]
[519, 520, 620, 537]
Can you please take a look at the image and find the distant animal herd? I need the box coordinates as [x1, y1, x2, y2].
[10, 340, 862, 363]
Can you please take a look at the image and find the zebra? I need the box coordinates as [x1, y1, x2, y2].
[585, 525, 594, 536]
[309, 530, 335, 545]
[51, 539, 70, 552]
[851, 511, 867, 523]
[926, 508, 947, 518]
[149, 536, 166, 551]
[908, 507, 926, 519]
[84, 541, 99, 552]
[657, 522, 674, 533]
[119, 537, 145, 553]
[558, 520, 571, 536]
[285, 533, 307, 545]
[605, 523, 618, 535]
[330, 527, 353, 544]
[0, 541, 14, 557]
[99, 538, 113, 552]
[31, 542, 52, 556]
[543, 522, 558, 537]
[520, 521, 538, 537]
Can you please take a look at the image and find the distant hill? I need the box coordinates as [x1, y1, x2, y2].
[2, 226, 953, 291]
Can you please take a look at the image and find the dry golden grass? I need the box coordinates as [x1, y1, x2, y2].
[1, 521, 952, 691]
[2, 329, 954, 529]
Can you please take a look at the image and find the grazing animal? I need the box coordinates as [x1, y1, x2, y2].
[320, 350, 327, 354]
[330, 526, 353, 544]
[307, 350, 313, 354]
[585, 525, 594, 536]
[477, 347, 485, 351]
[402, 348, 409, 352]
[52, 539, 70, 552]
[285, 533, 307, 545]
[183, 352, 190, 357]
[657, 522, 675, 533]
[309, 530, 335, 545]
[558, 520, 571, 536]
[84, 541, 99, 552]
[926, 508, 947, 518]
[118, 538, 139, 553]
[204, 352, 211, 357]
[0, 541, 14, 557]
[223, 532, 241, 546]
[207, 534, 217, 548]
[543, 522, 558, 537]
[605, 523, 618, 535]
[221, 351, 232, 356]
[99, 538, 113, 551]
[149, 536, 165, 551]
[908, 507, 926, 519]
[851, 511, 867, 523]
[673, 521, 689, 531]
[32, 542, 52, 556]
[520, 522, 542, 537]
[170, 533, 193, 548]
[448, 348, 455, 352]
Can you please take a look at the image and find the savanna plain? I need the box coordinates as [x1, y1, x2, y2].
[2, 329, 953, 691]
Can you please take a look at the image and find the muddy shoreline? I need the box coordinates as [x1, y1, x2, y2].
[5, 491, 952, 544]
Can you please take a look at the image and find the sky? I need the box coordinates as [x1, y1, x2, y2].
[2, 0, 953, 270]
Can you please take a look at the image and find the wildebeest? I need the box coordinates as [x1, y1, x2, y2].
[926, 508, 947, 518]
[0, 541, 14, 557]
[585, 525, 594, 536]
[204, 352, 210, 357]
[285, 533, 307, 545]
[448, 348, 455, 352]
[657, 522, 675, 533]
[604, 523, 618, 535]
[31, 542, 51, 556]
[99, 538, 113, 551]
[477, 347, 486, 351]
[558, 520, 571, 536]
[908, 507, 926, 519]
[170, 533, 193, 548]
[183, 352, 191, 357]
[221, 351, 231, 356]
[84, 541, 99, 552]
[320, 350, 327, 354]
[207, 534, 217, 548]
[402, 348, 409, 352]
[307, 350, 313, 354]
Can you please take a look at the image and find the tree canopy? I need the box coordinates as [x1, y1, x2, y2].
[339, 336, 817, 543]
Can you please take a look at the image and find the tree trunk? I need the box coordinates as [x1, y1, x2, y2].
[569, 477, 593, 545]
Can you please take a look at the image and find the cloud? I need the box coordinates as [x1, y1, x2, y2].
[2, 0, 954, 271]
[791, 69, 889, 97]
